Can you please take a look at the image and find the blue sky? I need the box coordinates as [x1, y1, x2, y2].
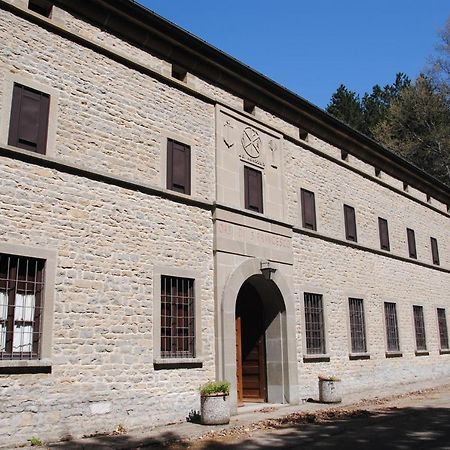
[139, 1, 449, 109]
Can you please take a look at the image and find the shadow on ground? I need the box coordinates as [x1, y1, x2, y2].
[47, 406, 450, 450]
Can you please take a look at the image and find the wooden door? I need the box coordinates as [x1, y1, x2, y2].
[236, 283, 267, 403]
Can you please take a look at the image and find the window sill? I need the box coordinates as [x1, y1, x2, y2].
[415, 350, 429, 356]
[0, 359, 52, 374]
[439, 349, 450, 355]
[385, 351, 403, 358]
[153, 358, 203, 370]
[349, 353, 370, 360]
[303, 354, 330, 363]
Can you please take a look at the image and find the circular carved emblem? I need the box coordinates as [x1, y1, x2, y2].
[241, 127, 261, 158]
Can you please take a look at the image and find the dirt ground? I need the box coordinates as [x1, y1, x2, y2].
[163, 384, 450, 450]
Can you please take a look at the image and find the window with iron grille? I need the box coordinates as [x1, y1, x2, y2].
[437, 308, 449, 350]
[304, 293, 326, 355]
[160, 276, 195, 358]
[348, 298, 367, 353]
[413, 305, 427, 351]
[0, 254, 45, 360]
[8, 83, 50, 154]
[384, 302, 400, 352]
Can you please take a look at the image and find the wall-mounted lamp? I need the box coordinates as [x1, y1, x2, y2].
[260, 260, 277, 280]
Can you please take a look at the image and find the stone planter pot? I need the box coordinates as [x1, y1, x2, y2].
[318, 379, 342, 403]
[200, 394, 230, 425]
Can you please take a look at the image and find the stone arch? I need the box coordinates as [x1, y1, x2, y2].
[219, 258, 299, 412]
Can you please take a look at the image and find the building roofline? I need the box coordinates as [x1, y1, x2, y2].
[53, 0, 449, 205]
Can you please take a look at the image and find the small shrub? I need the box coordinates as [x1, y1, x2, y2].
[29, 436, 43, 446]
[199, 380, 230, 396]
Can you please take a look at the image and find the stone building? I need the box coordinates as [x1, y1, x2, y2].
[0, 0, 449, 446]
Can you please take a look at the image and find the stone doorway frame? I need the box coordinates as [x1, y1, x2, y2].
[218, 258, 299, 413]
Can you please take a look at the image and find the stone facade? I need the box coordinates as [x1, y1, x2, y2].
[0, 1, 449, 447]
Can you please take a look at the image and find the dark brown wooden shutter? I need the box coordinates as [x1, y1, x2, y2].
[378, 218, 390, 251]
[8, 84, 50, 154]
[244, 166, 263, 213]
[431, 237, 440, 265]
[301, 189, 317, 230]
[407, 228, 417, 259]
[344, 204, 357, 242]
[167, 139, 191, 195]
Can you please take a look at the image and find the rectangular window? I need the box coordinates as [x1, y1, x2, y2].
[167, 139, 191, 195]
[300, 189, 317, 231]
[304, 293, 326, 355]
[8, 83, 50, 154]
[437, 308, 449, 350]
[413, 305, 427, 351]
[407, 228, 417, 259]
[343, 204, 357, 242]
[430, 237, 440, 266]
[0, 254, 45, 360]
[378, 217, 390, 251]
[384, 302, 400, 352]
[348, 298, 367, 354]
[244, 166, 263, 213]
[160, 276, 195, 358]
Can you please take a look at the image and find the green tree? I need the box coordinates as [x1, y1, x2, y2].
[326, 84, 365, 133]
[372, 75, 450, 185]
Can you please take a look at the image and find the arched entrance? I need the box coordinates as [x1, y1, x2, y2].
[219, 258, 299, 412]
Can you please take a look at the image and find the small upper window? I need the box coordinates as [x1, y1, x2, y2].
[166, 139, 191, 195]
[343, 204, 357, 242]
[8, 83, 50, 154]
[300, 188, 317, 231]
[430, 237, 440, 266]
[243, 100, 255, 115]
[244, 166, 263, 213]
[378, 217, 390, 251]
[407, 228, 417, 259]
[28, 0, 53, 17]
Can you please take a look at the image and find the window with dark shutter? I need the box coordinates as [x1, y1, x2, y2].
[348, 298, 367, 354]
[160, 276, 195, 358]
[407, 228, 417, 259]
[244, 166, 263, 213]
[8, 83, 50, 154]
[413, 305, 427, 351]
[430, 237, 440, 265]
[437, 308, 449, 350]
[167, 139, 191, 195]
[300, 189, 317, 231]
[384, 302, 400, 352]
[378, 217, 390, 251]
[343, 204, 357, 242]
[28, 0, 53, 17]
[304, 293, 326, 355]
[0, 253, 45, 360]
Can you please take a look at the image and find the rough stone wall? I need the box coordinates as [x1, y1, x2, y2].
[293, 233, 450, 399]
[286, 138, 450, 397]
[284, 139, 449, 267]
[0, 158, 215, 447]
[0, 9, 216, 202]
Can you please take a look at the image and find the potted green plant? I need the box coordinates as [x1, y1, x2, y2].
[199, 380, 230, 425]
[318, 374, 342, 403]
